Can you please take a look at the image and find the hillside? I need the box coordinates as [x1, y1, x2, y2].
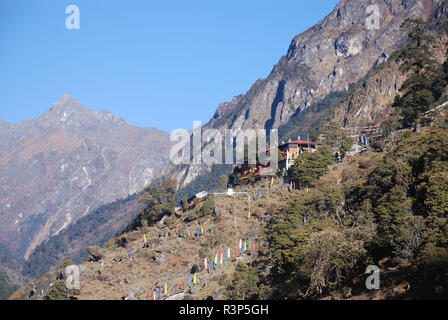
[173, 0, 441, 192]
[0, 94, 170, 262]
[6, 0, 448, 301]
[12, 117, 448, 300]
[22, 194, 141, 280]
[10, 184, 266, 300]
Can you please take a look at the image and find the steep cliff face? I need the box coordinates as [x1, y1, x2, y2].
[331, 61, 404, 128]
[0, 95, 170, 260]
[176, 0, 442, 188]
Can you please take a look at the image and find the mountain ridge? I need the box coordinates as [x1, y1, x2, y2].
[0, 95, 170, 261]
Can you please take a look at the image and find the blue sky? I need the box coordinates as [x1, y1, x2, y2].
[0, 0, 339, 132]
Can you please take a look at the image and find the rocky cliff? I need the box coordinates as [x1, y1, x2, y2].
[176, 0, 442, 188]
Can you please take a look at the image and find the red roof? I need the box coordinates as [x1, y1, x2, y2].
[280, 140, 317, 147]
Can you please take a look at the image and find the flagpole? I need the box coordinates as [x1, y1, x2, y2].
[307, 131, 310, 152]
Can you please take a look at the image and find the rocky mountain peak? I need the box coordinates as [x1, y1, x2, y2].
[34, 94, 129, 134]
[0, 97, 170, 261]
[48, 94, 85, 115]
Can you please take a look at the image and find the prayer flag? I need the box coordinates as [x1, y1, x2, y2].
[252, 239, 255, 250]
[227, 248, 230, 259]
[180, 280, 183, 290]
[201, 226, 204, 235]
[271, 177, 274, 186]
[248, 208, 251, 219]
[144, 234, 147, 243]
[188, 272, 191, 285]
[164, 283, 167, 295]
[158, 287, 161, 298]
[193, 273, 196, 284]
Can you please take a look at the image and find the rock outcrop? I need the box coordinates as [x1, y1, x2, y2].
[86, 246, 105, 262]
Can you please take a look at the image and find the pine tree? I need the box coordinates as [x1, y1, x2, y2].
[290, 145, 334, 188]
[391, 19, 447, 126]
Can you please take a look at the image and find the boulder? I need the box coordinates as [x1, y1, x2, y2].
[214, 208, 225, 216]
[190, 264, 201, 274]
[166, 292, 185, 300]
[152, 252, 166, 264]
[178, 226, 190, 238]
[116, 237, 128, 248]
[87, 246, 105, 262]
[189, 286, 199, 294]
[207, 289, 220, 300]
[128, 287, 144, 299]
[143, 237, 159, 248]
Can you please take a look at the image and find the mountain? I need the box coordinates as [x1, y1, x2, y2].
[0, 94, 170, 261]
[174, 0, 441, 190]
[23, 193, 141, 279]
[8, 0, 448, 300]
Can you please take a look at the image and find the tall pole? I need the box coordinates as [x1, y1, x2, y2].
[307, 131, 310, 152]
